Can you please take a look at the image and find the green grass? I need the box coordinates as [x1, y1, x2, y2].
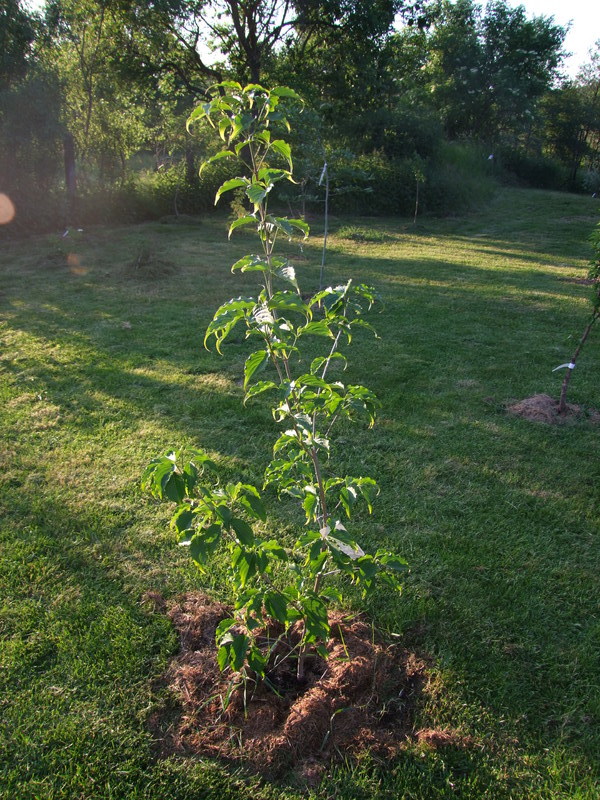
[1, 187, 599, 799]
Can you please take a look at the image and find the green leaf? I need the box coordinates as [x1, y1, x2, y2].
[189, 524, 222, 566]
[204, 296, 255, 353]
[297, 530, 321, 547]
[310, 353, 347, 374]
[257, 167, 292, 184]
[260, 540, 287, 560]
[264, 590, 289, 623]
[199, 149, 236, 176]
[244, 350, 268, 389]
[242, 82, 265, 93]
[188, 449, 218, 473]
[142, 456, 175, 499]
[215, 618, 236, 643]
[215, 177, 248, 204]
[231, 634, 249, 671]
[247, 645, 267, 675]
[351, 318, 379, 338]
[244, 380, 278, 404]
[246, 182, 269, 206]
[320, 587, 343, 605]
[299, 594, 329, 642]
[274, 263, 299, 290]
[356, 555, 378, 580]
[271, 139, 292, 169]
[217, 645, 229, 671]
[303, 489, 318, 522]
[355, 477, 379, 513]
[297, 321, 334, 338]
[228, 215, 257, 239]
[186, 103, 210, 132]
[218, 117, 230, 141]
[273, 432, 298, 455]
[216, 504, 233, 525]
[231, 254, 269, 273]
[229, 114, 247, 142]
[219, 80, 243, 91]
[308, 547, 329, 575]
[255, 130, 271, 144]
[339, 485, 357, 518]
[376, 551, 409, 573]
[162, 470, 185, 503]
[271, 86, 304, 102]
[286, 218, 310, 238]
[240, 495, 266, 521]
[268, 291, 310, 317]
[171, 506, 194, 533]
[236, 550, 256, 587]
[231, 517, 255, 546]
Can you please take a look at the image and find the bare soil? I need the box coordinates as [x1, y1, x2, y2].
[507, 393, 600, 424]
[147, 592, 457, 776]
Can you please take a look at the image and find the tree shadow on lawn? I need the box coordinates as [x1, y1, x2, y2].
[3, 239, 598, 481]
[5, 228, 600, 728]
[0, 486, 579, 800]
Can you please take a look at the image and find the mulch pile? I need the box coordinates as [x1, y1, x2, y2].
[507, 393, 600, 425]
[147, 592, 459, 776]
[125, 245, 178, 279]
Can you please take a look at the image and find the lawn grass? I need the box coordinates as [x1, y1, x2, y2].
[1, 187, 599, 799]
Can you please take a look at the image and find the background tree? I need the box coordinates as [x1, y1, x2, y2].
[424, 0, 565, 143]
[0, 0, 37, 90]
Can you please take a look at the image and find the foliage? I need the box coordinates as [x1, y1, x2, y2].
[540, 43, 600, 191]
[423, 0, 566, 142]
[42, 0, 150, 180]
[143, 82, 407, 682]
[0, 0, 592, 236]
[0, 0, 37, 90]
[497, 145, 566, 190]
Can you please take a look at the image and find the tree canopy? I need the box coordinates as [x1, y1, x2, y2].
[3, 0, 597, 235]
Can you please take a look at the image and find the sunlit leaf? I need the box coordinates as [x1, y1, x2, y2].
[215, 177, 248, 204]
[244, 350, 268, 388]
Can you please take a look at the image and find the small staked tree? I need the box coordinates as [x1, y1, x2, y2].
[556, 224, 600, 414]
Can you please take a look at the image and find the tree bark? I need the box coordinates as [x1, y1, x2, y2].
[63, 132, 77, 226]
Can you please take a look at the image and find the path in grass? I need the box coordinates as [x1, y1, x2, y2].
[0, 187, 599, 799]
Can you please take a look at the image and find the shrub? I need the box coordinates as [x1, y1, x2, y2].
[424, 142, 496, 215]
[498, 147, 567, 190]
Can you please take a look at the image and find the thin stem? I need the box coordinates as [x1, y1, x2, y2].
[319, 164, 329, 291]
[558, 306, 600, 414]
[312, 329, 342, 436]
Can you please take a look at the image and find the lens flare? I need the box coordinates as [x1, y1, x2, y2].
[0, 194, 16, 225]
[67, 252, 88, 275]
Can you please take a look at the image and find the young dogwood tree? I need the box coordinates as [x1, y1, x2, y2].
[143, 83, 407, 685]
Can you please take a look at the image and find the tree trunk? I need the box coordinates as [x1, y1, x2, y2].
[185, 146, 197, 186]
[63, 132, 77, 226]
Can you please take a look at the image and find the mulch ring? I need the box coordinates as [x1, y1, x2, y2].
[146, 592, 461, 777]
[124, 245, 178, 280]
[507, 393, 600, 425]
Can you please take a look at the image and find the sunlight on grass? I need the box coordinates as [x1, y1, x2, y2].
[0, 188, 599, 799]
